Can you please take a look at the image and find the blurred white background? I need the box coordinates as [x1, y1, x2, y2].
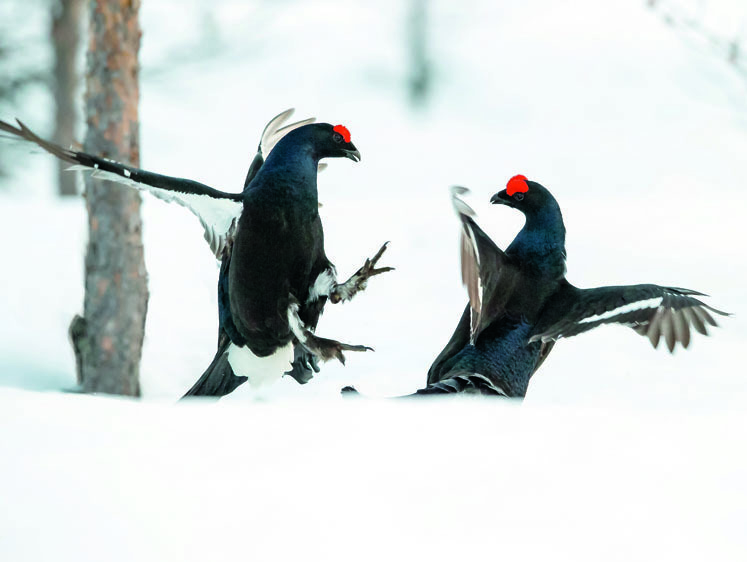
[1, 2, 746, 560]
[1, 0, 745, 403]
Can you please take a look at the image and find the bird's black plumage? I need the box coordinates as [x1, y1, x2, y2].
[422, 177, 728, 398]
[0, 110, 392, 397]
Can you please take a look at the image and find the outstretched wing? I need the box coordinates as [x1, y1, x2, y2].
[1, 109, 320, 259]
[530, 283, 729, 352]
[451, 186, 514, 342]
[0, 117, 243, 258]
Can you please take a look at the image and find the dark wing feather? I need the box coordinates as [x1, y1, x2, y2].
[451, 186, 513, 342]
[0, 117, 243, 258]
[425, 189, 516, 387]
[531, 340, 555, 376]
[530, 284, 729, 352]
[427, 304, 472, 385]
[417, 371, 510, 397]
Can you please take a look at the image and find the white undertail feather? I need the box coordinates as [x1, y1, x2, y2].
[225, 342, 293, 389]
[257, 108, 326, 173]
[260, 108, 316, 157]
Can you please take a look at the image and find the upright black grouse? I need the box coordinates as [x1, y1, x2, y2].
[422, 175, 728, 398]
[0, 110, 392, 397]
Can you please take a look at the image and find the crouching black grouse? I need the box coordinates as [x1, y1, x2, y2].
[422, 175, 728, 398]
[0, 110, 392, 398]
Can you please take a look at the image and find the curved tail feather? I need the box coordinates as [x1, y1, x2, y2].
[181, 337, 247, 398]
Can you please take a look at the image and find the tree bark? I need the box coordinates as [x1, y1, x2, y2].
[51, 0, 83, 196]
[75, 0, 148, 396]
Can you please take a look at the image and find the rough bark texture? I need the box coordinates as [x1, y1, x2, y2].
[52, 0, 83, 196]
[75, 0, 147, 396]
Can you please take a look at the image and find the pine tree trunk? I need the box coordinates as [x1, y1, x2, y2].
[74, 0, 148, 396]
[51, 0, 83, 197]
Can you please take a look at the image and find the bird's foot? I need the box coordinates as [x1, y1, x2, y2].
[284, 346, 321, 385]
[330, 242, 394, 303]
[302, 332, 373, 366]
[287, 300, 373, 366]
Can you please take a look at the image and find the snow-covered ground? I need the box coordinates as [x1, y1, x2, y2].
[2, 388, 746, 561]
[1, 0, 746, 559]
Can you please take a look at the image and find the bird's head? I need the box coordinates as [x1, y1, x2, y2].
[309, 123, 361, 162]
[490, 175, 556, 216]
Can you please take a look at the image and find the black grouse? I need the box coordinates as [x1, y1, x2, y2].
[0, 110, 392, 397]
[422, 175, 728, 398]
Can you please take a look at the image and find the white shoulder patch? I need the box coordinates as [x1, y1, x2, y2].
[579, 297, 664, 324]
[307, 268, 337, 303]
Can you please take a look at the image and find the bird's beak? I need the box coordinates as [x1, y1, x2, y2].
[343, 148, 361, 163]
[490, 191, 509, 206]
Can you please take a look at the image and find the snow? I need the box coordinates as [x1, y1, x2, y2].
[1, 388, 746, 562]
[1, 0, 747, 559]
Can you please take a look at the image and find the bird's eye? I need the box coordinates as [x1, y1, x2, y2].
[514, 192, 524, 201]
[332, 132, 343, 143]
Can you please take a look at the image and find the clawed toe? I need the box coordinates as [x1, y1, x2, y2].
[330, 242, 394, 303]
[303, 333, 374, 365]
[358, 242, 394, 280]
[330, 342, 374, 365]
[371, 241, 390, 264]
[366, 265, 395, 278]
[338, 343, 374, 353]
